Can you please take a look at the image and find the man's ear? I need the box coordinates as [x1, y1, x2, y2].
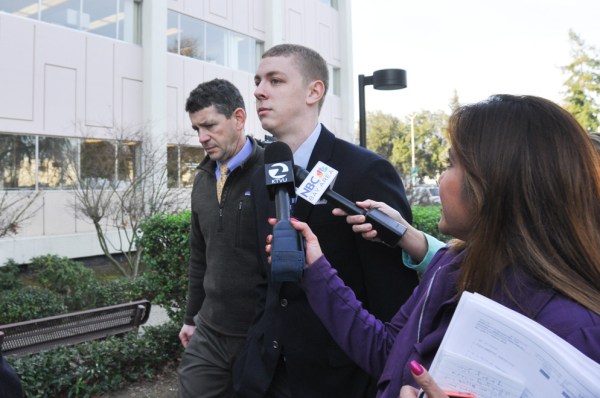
[306, 80, 325, 106]
[232, 107, 247, 130]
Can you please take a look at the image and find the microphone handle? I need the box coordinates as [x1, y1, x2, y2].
[323, 190, 367, 216]
[275, 188, 291, 220]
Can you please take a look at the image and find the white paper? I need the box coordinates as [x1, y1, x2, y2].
[429, 292, 600, 398]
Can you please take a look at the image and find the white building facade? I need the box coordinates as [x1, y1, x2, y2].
[0, 0, 354, 264]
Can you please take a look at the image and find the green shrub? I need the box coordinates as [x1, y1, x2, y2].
[0, 258, 22, 290]
[411, 205, 452, 242]
[0, 287, 67, 324]
[30, 255, 99, 311]
[138, 211, 191, 323]
[9, 322, 183, 398]
[95, 273, 156, 308]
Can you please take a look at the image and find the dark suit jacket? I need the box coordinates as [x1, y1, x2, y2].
[0, 353, 23, 398]
[234, 126, 419, 398]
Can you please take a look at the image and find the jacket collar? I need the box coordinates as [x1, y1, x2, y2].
[197, 136, 264, 175]
[293, 126, 335, 221]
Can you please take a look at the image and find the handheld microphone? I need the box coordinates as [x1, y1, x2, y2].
[294, 164, 407, 247]
[264, 142, 305, 282]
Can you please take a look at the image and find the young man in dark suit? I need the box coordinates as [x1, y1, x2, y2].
[233, 44, 419, 398]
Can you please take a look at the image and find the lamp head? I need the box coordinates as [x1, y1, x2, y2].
[373, 69, 407, 90]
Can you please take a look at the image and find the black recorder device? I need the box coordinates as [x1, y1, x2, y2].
[293, 165, 407, 247]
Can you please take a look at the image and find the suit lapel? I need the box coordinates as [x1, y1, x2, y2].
[293, 126, 336, 222]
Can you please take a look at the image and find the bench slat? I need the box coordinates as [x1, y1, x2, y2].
[0, 300, 151, 356]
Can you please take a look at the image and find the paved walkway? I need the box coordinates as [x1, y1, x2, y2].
[143, 305, 171, 329]
[102, 305, 179, 397]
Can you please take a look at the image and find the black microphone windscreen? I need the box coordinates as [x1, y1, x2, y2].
[264, 141, 293, 164]
[264, 141, 295, 198]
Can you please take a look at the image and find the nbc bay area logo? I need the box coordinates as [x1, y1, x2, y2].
[296, 161, 338, 205]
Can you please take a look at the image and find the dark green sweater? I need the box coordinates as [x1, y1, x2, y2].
[184, 137, 265, 336]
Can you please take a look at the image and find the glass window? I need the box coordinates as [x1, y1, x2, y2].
[40, 0, 81, 29]
[117, 141, 138, 182]
[81, 0, 118, 39]
[330, 65, 341, 96]
[0, 0, 41, 19]
[167, 145, 203, 188]
[255, 41, 264, 70]
[179, 13, 205, 60]
[229, 32, 255, 74]
[167, 145, 178, 188]
[118, 0, 140, 43]
[166, 10, 258, 73]
[180, 146, 203, 188]
[80, 139, 115, 182]
[206, 23, 225, 65]
[0, 133, 36, 190]
[38, 136, 78, 189]
[319, 0, 338, 9]
[2, 0, 140, 44]
[166, 10, 180, 54]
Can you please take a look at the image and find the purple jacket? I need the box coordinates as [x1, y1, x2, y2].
[301, 247, 600, 398]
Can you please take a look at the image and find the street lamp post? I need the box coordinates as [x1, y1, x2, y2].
[358, 69, 407, 148]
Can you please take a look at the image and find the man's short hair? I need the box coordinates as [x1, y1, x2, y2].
[185, 79, 245, 117]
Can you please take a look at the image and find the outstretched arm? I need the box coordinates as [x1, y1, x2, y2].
[333, 200, 444, 273]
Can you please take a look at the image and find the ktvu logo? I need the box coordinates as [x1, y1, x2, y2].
[268, 163, 289, 182]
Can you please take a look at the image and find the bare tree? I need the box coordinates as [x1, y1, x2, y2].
[70, 126, 187, 278]
[0, 190, 41, 239]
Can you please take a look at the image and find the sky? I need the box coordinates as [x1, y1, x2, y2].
[351, 0, 600, 120]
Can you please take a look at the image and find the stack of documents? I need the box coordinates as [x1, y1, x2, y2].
[429, 292, 600, 398]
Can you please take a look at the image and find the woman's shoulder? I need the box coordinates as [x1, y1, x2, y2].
[538, 294, 600, 363]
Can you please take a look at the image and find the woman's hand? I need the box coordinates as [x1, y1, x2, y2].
[399, 360, 473, 398]
[332, 199, 404, 243]
[266, 218, 323, 266]
[333, 200, 431, 264]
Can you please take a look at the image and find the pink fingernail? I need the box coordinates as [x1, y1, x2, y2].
[291, 217, 299, 222]
[409, 360, 424, 375]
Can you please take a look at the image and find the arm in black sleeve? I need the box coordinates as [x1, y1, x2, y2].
[183, 209, 207, 325]
[352, 157, 418, 321]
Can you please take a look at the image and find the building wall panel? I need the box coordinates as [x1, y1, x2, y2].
[232, 72, 267, 139]
[121, 78, 143, 130]
[167, 85, 180, 141]
[44, 65, 77, 135]
[42, 191, 76, 235]
[232, 0, 250, 34]
[182, 0, 205, 18]
[204, 0, 232, 30]
[85, 36, 114, 128]
[286, 8, 303, 44]
[114, 43, 143, 133]
[318, 22, 332, 63]
[251, 0, 266, 38]
[0, 15, 35, 121]
[167, 54, 186, 141]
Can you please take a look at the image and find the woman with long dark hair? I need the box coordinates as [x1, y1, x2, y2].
[267, 95, 600, 398]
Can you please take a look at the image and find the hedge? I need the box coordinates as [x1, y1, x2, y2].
[8, 322, 183, 398]
[1, 205, 447, 397]
[0, 255, 154, 325]
[138, 211, 191, 324]
[411, 205, 451, 242]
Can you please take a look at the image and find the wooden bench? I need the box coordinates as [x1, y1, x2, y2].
[0, 299, 151, 356]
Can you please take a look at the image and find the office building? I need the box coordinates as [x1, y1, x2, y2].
[0, 0, 354, 264]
